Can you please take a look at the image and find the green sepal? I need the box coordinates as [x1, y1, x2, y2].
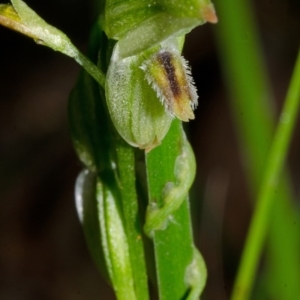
[100, 0, 217, 57]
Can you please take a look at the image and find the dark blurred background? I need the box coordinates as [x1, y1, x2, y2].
[0, 0, 299, 299]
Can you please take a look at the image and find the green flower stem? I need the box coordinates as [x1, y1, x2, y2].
[145, 120, 206, 300]
[232, 48, 300, 300]
[74, 50, 106, 87]
[114, 140, 150, 300]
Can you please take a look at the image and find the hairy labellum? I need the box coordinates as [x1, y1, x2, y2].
[141, 47, 198, 122]
[105, 42, 173, 151]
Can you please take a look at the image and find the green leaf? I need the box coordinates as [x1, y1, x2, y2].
[145, 119, 206, 299]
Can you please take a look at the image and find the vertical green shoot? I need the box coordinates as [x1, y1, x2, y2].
[213, 0, 300, 299]
[232, 49, 300, 299]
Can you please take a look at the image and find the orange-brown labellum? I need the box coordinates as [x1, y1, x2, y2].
[141, 47, 198, 122]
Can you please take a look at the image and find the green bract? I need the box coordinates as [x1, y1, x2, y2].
[100, 0, 217, 57]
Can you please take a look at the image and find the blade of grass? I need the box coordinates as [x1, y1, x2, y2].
[213, 0, 300, 299]
[232, 48, 300, 300]
[264, 190, 300, 300]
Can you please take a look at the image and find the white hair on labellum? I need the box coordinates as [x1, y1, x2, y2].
[177, 54, 198, 109]
[140, 52, 170, 110]
[140, 47, 198, 119]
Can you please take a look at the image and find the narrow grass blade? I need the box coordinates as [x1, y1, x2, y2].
[232, 49, 300, 300]
[213, 0, 300, 299]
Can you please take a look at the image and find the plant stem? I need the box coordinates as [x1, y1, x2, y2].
[145, 120, 205, 300]
[75, 50, 106, 88]
[115, 140, 150, 300]
[232, 48, 300, 300]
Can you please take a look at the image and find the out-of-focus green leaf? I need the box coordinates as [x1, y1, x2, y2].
[213, 0, 300, 299]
